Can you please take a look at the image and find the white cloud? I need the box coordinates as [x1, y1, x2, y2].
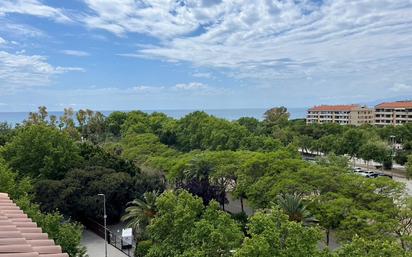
[132, 85, 165, 93]
[0, 0, 71, 23]
[0, 37, 6, 45]
[192, 72, 213, 79]
[0, 21, 46, 38]
[82, 0, 203, 37]
[174, 82, 208, 90]
[55, 67, 86, 73]
[61, 50, 90, 57]
[390, 83, 412, 92]
[82, 0, 412, 85]
[0, 50, 84, 91]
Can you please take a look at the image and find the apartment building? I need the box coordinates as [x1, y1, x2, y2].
[306, 104, 374, 125]
[375, 101, 412, 126]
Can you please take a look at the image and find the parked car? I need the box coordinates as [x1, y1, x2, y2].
[375, 173, 393, 179]
[357, 172, 371, 177]
[352, 167, 364, 172]
[356, 171, 393, 179]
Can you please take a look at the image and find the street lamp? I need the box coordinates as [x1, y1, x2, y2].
[389, 135, 396, 176]
[98, 193, 108, 257]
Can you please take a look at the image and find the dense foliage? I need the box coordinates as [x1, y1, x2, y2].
[1, 106, 412, 257]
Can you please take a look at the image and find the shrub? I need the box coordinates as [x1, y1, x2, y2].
[135, 240, 153, 257]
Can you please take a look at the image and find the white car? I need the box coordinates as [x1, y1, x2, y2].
[352, 167, 363, 172]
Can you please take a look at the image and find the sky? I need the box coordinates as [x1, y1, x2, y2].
[0, 0, 412, 112]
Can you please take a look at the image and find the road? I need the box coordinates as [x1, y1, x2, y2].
[353, 160, 412, 196]
[81, 229, 130, 257]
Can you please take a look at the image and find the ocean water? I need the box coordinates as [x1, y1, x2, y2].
[0, 108, 307, 126]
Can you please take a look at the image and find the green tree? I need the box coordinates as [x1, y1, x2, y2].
[35, 166, 134, 222]
[175, 111, 249, 151]
[406, 154, 412, 179]
[334, 236, 411, 257]
[1, 125, 82, 179]
[146, 190, 243, 257]
[24, 106, 49, 125]
[263, 106, 290, 127]
[234, 207, 324, 257]
[16, 197, 87, 257]
[237, 117, 262, 134]
[106, 111, 128, 137]
[0, 158, 32, 200]
[312, 193, 353, 245]
[0, 122, 13, 146]
[121, 191, 158, 239]
[393, 197, 412, 250]
[79, 142, 139, 176]
[339, 129, 367, 162]
[276, 193, 317, 224]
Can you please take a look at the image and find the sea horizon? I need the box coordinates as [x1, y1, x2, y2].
[0, 107, 307, 125]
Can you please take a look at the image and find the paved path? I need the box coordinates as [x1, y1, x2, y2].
[81, 229, 130, 257]
[394, 177, 412, 196]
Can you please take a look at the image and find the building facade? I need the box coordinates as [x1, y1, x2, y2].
[375, 101, 412, 126]
[306, 104, 374, 125]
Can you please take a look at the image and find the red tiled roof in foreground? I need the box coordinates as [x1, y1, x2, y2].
[308, 104, 360, 112]
[375, 101, 412, 109]
[0, 193, 69, 257]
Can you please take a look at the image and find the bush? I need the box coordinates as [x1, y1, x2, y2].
[135, 240, 153, 257]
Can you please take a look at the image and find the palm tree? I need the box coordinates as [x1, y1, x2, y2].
[276, 193, 317, 225]
[121, 191, 158, 239]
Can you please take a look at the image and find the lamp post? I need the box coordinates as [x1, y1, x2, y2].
[389, 135, 396, 176]
[98, 193, 108, 257]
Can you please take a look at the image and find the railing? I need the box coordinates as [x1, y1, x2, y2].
[82, 218, 135, 257]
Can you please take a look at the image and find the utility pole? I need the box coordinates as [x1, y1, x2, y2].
[98, 194, 108, 257]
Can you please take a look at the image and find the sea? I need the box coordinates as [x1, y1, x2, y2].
[0, 108, 307, 126]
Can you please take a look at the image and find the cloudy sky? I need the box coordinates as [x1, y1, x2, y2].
[0, 0, 412, 111]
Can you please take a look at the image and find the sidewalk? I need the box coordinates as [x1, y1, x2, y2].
[81, 229, 130, 257]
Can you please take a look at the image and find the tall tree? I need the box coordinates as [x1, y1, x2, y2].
[1, 125, 82, 179]
[234, 207, 323, 257]
[263, 106, 290, 127]
[121, 191, 158, 239]
[146, 190, 243, 257]
[276, 193, 317, 224]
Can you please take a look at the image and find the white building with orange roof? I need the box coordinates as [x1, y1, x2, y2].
[375, 101, 412, 126]
[306, 104, 374, 126]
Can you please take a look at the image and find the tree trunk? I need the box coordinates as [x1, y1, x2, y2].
[400, 238, 405, 250]
[326, 229, 330, 246]
[240, 196, 244, 213]
[222, 189, 226, 211]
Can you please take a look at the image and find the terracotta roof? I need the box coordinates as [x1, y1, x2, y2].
[308, 104, 360, 112]
[0, 193, 69, 257]
[375, 101, 412, 109]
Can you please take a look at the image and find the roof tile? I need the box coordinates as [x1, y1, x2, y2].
[375, 101, 412, 109]
[0, 193, 69, 257]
